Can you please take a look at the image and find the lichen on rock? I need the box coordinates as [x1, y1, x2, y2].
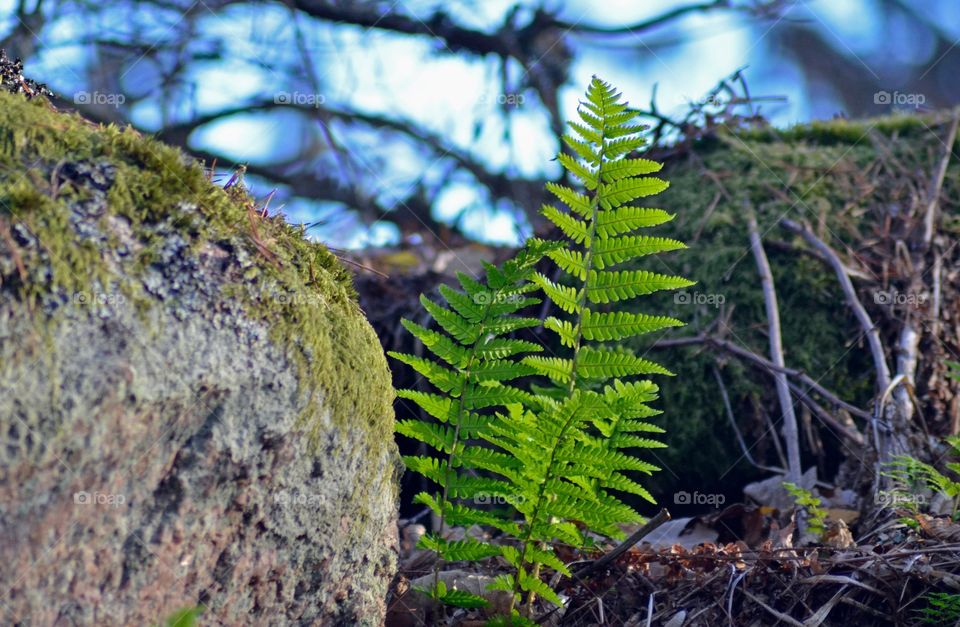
[0, 88, 400, 625]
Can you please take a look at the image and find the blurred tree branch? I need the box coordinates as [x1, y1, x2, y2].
[7, 0, 957, 244]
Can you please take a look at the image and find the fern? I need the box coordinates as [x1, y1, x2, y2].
[918, 592, 960, 625]
[476, 76, 692, 615]
[783, 482, 828, 539]
[390, 239, 558, 609]
[391, 77, 690, 622]
[882, 435, 960, 516]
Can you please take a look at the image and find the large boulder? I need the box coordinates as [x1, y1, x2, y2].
[0, 80, 399, 625]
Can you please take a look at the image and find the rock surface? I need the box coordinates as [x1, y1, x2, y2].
[0, 86, 399, 625]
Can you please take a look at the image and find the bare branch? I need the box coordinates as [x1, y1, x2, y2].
[921, 110, 959, 246]
[552, 0, 731, 35]
[653, 335, 872, 421]
[746, 203, 802, 485]
[713, 365, 786, 470]
[780, 218, 891, 392]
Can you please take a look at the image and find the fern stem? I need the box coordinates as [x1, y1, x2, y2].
[508, 401, 585, 617]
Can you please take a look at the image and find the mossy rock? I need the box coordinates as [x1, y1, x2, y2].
[0, 91, 399, 625]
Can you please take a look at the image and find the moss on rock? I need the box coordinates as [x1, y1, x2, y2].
[0, 89, 400, 624]
[0, 91, 394, 456]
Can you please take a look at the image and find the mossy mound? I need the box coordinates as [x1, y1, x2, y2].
[635, 110, 960, 506]
[0, 90, 399, 624]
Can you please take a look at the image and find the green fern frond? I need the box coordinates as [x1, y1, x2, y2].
[545, 247, 587, 280]
[593, 234, 687, 269]
[419, 295, 480, 344]
[419, 534, 502, 562]
[532, 273, 581, 313]
[545, 182, 593, 218]
[391, 239, 556, 613]
[391, 76, 689, 621]
[396, 389, 455, 422]
[544, 317, 578, 348]
[588, 269, 695, 304]
[388, 352, 462, 394]
[576, 347, 673, 379]
[489, 75, 688, 613]
[580, 309, 683, 341]
[595, 206, 674, 237]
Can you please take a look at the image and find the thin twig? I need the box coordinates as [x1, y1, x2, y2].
[780, 218, 891, 393]
[654, 335, 871, 421]
[922, 110, 960, 246]
[743, 589, 805, 627]
[570, 509, 671, 579]
[787, 379, 865, 445]
[747, 203, 799, 481]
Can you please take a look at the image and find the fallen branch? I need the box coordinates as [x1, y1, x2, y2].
[787, 380, 865, 446]
[569, 509, 672, 580]
[654, 335, 872, 421]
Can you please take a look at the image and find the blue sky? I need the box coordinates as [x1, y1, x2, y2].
[1, 0, 951, 246]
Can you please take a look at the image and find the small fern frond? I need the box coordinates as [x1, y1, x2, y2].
[541, 205, 590, 244]
[391, 239, 557, 612]
[545, 182, 593, 217]
[595, 206, 674, 237]
[593, 234, 687, 269]
[419, 295, 480, 344]
[419, 534, 502, 562]
[545, 247, 587, 280]
[588, 269, 695, 304]
[600, 157, 663, 183]
[580, 309, 684, 342]
[388, 352, 462, 394]
[531, 273, 581, 314]
[576, 347, 673, 379]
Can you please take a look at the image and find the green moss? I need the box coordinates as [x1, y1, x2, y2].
[621, 110, 960, 499]
[0, 92, 394, 456]
[729, 108, 960, 145]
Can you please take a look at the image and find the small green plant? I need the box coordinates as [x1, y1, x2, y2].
[946, 360, 960, 382]
[162, 606, 203, 627]
[883, 436, 960, 517]
[392, 76, 691, 623]
[783, 482, 828, 539]
[918, 592, 960, 625]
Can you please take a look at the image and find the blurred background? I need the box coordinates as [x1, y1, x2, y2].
[2, 0, 958, 249]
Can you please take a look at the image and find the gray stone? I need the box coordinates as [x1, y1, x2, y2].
[0, 89, 399, 625]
